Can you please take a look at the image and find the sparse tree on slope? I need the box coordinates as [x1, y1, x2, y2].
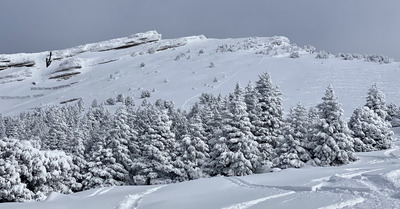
[311, 86, 357, 166]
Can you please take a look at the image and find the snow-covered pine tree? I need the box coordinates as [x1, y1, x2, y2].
[366, 84, 389, 120]
[0, 158, 33, 202]
[84, 105, 113, 150]
[0, 138, 35, 202]
[106, 106, 138, 184]
[244, 81, 262, 134]
[3, 117, 22, 140]
[254, 72, 283, 160]
[303, 107, 320, 153]
[155, 99, 192, 182]
[311, 86, 358, 166]
[273, 103, 311, 169]
[124, 96, 135, 107]
[387, 103, 400, 127]
[24, 107, 48, 142]
[0, 138, 76, 202]
[0, 114, 5, 139]
[158, 99, 189, 143]
[132, 102, 183, 185]
[65, 124, 88, 192]
[42, 106, 69, 150]
[84, 106, 127, 188]
[179, 103, 210, 180]
[209, 84, 262, 176]
[0, 142, 34, 202]
[198, 93, 224, 138]
[197, 94, 225, 168]
[349, 106, 393, 152]
[39, 150, 76, 197]
[123, 102, 141, 161]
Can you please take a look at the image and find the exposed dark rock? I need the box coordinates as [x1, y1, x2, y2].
[0, 60, 35, 71]
[97, 39, 158, 52]
[49, 72, 81, 80]
[60, 98, 81, 104]
[53, 66, 82, 74]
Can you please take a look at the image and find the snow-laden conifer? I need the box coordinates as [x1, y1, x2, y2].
[244, 81, 262, 135]
[253, 72, 283, 159]
[0, 114, 6, 139]
[273, 104, 311, 168]
[349, 106, 393, 151]
[84, 106, 127, 188]
[42, 106, 68, 150]
[366, 84, 388, 120]
[132, 102, 183, 185]
[311, 86, 357, 166]
[0, 138, 76, 202]
[208, 84, 262, 176]
[106, 106, 138, 183]
[179, 103, 210, 180]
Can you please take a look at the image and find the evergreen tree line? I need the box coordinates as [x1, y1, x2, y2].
[0, 72, 397, 202]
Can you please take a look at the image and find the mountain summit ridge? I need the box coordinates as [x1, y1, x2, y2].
[0, 31, 399, 117]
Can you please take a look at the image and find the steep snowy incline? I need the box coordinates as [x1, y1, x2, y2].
[1, 31, 399, 118]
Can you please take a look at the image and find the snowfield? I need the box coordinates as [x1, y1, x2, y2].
[1, 31, 400, 208]
[3, 128, 400, 209]
[0, 31, 399, 117]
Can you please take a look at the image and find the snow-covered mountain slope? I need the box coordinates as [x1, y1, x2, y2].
[3, 128, 400, 209]
[2, 31, 400, 209]
[1, 31, 399, 118]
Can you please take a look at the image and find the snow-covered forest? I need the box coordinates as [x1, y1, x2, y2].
[1, 71, 398, 202]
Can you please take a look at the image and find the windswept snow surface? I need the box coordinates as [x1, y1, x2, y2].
[2, 32, 400, 208]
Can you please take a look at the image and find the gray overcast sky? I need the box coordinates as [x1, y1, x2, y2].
[1, 0, 399, 60]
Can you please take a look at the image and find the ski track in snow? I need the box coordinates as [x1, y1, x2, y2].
[226, 176, 311, 192]
[99, 186, 115, 195]
[336, 168, 384, 179]
[317, 197, 365, 209]
[227, 174, 374, 194]
[384, 148, 397, 158]
[86, 187, 107, 197]
[221, 191, 295, 209]
[85, 186, 115, 197]
[115, 186, 165, 209]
